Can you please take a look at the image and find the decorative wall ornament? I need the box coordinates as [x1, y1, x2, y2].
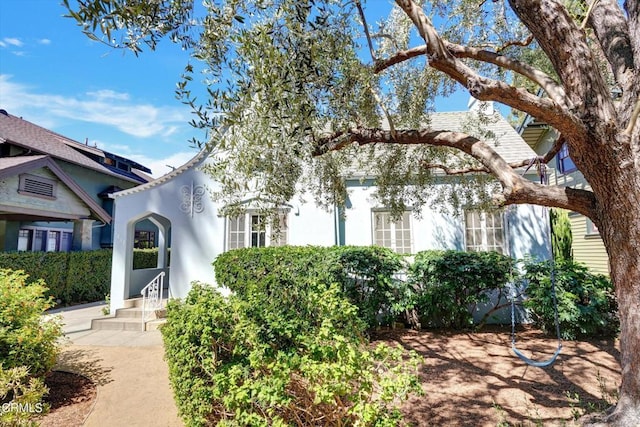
[180, 182, 206, 217]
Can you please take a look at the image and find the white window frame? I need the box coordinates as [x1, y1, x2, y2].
[372, 210, 412, 254]
[17, 226, 73, 252]
[226, 211, 288, 250]
[464, 210, 506, 254]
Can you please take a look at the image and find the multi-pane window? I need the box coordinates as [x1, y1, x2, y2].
[228, 215, 246, 250]
[465, 211, 505, 254]
[557, 144, 577, 174]
[17, 228, 72, 252]
[227, 212, 288, 249]
[373, 211, 412, 254]
[134, 230, 156, 249]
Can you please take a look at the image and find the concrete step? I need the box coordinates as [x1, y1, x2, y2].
[91, 316, 144, 332]
[122, 294, 169, 309]
[145, 318, 167, 331]
[114, 306, 167, 320]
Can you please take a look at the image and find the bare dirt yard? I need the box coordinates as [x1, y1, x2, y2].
[374, 325, 621, 427]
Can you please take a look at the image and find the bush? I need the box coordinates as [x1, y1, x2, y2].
[407, 250, 514, 329]
[0, 366, 48, 426]
[0, 249, 115, 305]
[522, 259, 618, 339]
[214, 246, 405, 329]
[162, 278, 421, 426]
[0, 269, 62, 425]
[0, 269, 62, 377]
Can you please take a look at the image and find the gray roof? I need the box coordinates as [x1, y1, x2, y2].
[426, 111, 536, 164]
[0, 112, 142, 183]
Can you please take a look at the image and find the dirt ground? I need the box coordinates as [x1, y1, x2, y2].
[38, 327, 620, 426]
[374, 326, 621, 427]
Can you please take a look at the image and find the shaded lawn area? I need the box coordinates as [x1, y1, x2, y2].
[373, 326, 620, 426]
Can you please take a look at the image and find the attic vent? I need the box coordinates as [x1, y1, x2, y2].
[19, 174, 57, 199]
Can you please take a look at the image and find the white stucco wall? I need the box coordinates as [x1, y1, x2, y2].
[342, 182, 550, 259]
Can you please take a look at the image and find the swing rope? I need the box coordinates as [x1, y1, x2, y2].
[510, 263, 563, 368]
[511, 159, 562, 367]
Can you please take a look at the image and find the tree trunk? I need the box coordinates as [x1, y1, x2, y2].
[588, 176, 640, 426]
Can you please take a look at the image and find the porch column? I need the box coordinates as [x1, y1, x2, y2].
[72, 219, 94, 251]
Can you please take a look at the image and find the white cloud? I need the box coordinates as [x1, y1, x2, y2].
[0, 74, 192, 139]
[1, 37, 23, 47]
[38, 39, 51, 45]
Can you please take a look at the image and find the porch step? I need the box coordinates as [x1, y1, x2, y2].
[90, 298, 168, 332]
[91, 316, 146, 331]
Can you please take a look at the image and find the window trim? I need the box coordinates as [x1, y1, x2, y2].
[371, 209, 413, 254]
[585, 218, 601, 237]
[18, 173, 57, 200]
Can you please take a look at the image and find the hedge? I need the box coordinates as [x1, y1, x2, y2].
[213, 245, 406, 328]
[0, 248, 163, 305]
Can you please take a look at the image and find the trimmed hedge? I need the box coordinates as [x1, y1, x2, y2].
[213, 245, 405, 328]
[522, 259, 618, 339]
[407, 250, 515, 329]
[0, 248, 164, 305]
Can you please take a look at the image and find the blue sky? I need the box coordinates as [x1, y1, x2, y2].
[0, 0, 474, 177]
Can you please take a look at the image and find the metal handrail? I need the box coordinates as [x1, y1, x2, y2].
[141, 272, 165, 327]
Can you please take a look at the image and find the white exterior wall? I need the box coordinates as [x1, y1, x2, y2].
[342, 182, 550, 260]
[286, 202, 336, 246]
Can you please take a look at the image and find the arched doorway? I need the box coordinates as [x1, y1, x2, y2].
[124, 212, 172, 299]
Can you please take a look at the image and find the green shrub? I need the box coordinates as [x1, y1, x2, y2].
[133, 248, 163, 270]
[522, 259, 618, 339]
[67, 249, 112, 302]
[0, 250, 113, 305]
[407, 250, 514, 329]
[214, 246, 405, 328]
[325, 246, 405, 327]
[0, 269, 62, 378]
[162, 280, 421, 426]
[550, 209, 573, 262]
[0, 366, 48, 426]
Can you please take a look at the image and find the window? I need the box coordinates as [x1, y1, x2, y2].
[557, 144, 577, 174]
[18, 174, 57, 199]
[17, 228, 72, 252]
[134, 231, 156, 249]
[373, 211, 412, 254]
[227, 212, 288, 249]
[465, 210, 505, 253]
[586, 218, 600, 236]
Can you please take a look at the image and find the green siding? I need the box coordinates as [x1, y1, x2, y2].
[570, 214, 609, 275]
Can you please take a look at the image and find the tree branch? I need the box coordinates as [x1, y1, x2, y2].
[585, 0, 635, 90]
[624, 98, 640, 136]
[393, 0, 587, 142]
[496, 34, 534, 52]
[374, 41, 567, 107]
[313, 127, 596, 217]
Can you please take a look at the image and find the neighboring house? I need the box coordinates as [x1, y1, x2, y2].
[109, 100, 551, 314]
[0, 109, 152, 252]
[518, 117, 609, 275]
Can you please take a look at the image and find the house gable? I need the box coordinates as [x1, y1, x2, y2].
[0, 156, 111, 223]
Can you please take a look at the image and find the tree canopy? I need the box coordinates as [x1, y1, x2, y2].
[66, 0, 640, 424]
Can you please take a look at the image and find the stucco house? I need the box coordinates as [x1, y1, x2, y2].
[108, 101, 552, 315]
[0, 109, 152, 252]
[519, 116, 609, 275]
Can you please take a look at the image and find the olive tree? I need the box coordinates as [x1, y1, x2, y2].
[66, 0, 640, 424]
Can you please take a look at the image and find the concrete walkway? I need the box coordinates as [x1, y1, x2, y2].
[49, 303, 182, 426]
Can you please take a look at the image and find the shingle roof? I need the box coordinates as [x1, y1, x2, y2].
[0, 112, 145, 184]
[426, 111, 536, 164]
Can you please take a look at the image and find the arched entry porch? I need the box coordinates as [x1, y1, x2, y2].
[124, 212, 172, 300]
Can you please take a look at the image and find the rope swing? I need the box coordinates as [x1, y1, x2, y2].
[510, 264, 563, 368]
[510, 157, 562, 367]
